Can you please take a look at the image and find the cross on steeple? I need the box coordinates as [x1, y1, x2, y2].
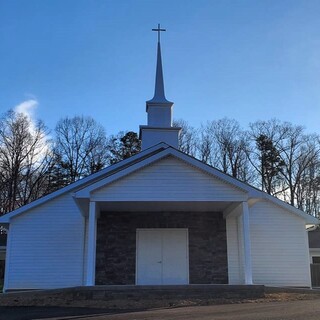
[152, 23, 166, 43]
[141, 23, 180, 151]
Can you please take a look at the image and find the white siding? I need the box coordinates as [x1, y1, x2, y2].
[92, 156, 247, 201]
[6, 194, 85, 290]
[250, 200, 311, 287]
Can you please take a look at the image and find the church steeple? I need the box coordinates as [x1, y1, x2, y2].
[147, 23, 172, 105]
[139, 24, 181, 150]
[147, 41, 172, 104]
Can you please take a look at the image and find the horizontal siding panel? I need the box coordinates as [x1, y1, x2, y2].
[250, 200, 311, 287]
[92, 156, 247, 201]
[7, 194, 85, 290]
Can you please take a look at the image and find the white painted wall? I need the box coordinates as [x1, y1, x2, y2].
[250, 200, 311, 287]
[5, 194, 85, 290]
[226, 217, 244, 284]
[147, 105, 172, 127]
[140, 127, 180, 150]
[141, 97, 180, 149]
[92, 156, 247, 202]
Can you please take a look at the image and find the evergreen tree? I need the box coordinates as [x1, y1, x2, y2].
[107, 131, 141, 165]
[256, 134, 284, 194]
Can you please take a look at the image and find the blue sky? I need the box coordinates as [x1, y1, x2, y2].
[1, 0, 320, 136]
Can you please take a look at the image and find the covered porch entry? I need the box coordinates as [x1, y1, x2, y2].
[84, 200, 253, 286]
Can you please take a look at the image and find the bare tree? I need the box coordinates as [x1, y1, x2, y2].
[198, 119, 253, 183]
[214, 119, 250, 179]
[0, 110, 51, 214]
[278, 127, 320, 208]
[52, 116, 108, 187]
[295, 143, 320, 216]
[173, 119, 197, 157]
[248, 119, 320, 212]
[197, 122, 215, 165]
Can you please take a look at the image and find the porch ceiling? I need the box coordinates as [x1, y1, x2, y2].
[97, 201, 241, 213]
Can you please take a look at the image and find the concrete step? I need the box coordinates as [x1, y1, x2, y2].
[75, 284, 266, 300]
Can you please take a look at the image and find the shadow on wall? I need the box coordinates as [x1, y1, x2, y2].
[0, 232, 7, 289]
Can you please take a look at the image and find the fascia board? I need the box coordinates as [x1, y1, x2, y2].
[0, 143, 170, 223]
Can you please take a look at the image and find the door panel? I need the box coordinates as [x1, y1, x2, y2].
[136, 230, 162, 285]
[136, 229, 188, 285]
[162, 230, 188, 284]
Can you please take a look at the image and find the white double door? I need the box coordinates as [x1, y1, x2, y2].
[136, 229, 189, 285]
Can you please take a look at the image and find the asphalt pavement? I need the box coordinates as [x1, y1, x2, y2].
[1, 299, 320, 320]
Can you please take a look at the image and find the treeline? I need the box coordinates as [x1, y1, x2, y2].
[175, 118, 320, 217]
[0, 109, 319, 217]
[0, 110, 140, 215]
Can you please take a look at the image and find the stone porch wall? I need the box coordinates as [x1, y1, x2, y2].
[96, 212, 228, 285]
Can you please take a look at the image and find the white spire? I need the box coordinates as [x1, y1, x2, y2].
[147, 41, 172, 104]
[139, 24, 181, 150]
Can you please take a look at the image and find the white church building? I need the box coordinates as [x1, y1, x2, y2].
[0, 27, 318, 292]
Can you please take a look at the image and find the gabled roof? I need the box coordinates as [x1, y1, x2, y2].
[0, 143, 168, 223]
[74, 147, 255, 199]
[0, 142, 318, 224]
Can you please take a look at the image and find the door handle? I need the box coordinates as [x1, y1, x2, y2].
[157, 261, 162, 263]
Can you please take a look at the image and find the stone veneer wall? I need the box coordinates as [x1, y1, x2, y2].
[95, 212, 228, 285]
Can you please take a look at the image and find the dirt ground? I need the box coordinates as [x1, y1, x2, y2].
[0, 291, 320, 309]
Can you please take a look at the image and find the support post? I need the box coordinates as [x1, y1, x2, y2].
[242, 201, 253, 284]
[86, 201, 97, 286]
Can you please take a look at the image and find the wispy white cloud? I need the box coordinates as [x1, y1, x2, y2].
[14, 99, 39, 135]
[14, 99, 38, 121]
[14, 99, 51, 161]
